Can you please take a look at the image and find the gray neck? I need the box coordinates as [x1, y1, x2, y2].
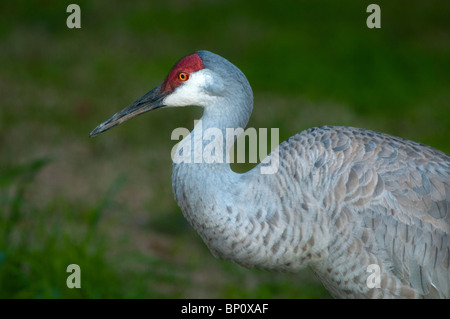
[172, 95, 252, 171]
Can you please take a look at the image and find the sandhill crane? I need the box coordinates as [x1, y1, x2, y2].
[90, 50, 450, 298]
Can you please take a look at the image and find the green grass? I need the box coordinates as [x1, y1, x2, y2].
[0, 0, 448, 298]
[0, 158, 119, 298]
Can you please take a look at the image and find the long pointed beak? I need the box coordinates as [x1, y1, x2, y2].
[89, 84, 167, 137]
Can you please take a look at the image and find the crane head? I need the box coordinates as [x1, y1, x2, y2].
[89, 50, 232, 137]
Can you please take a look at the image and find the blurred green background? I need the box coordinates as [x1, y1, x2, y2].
[0, 0, 449, 298]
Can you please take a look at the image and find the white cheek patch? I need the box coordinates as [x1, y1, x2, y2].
[163, 70, 222, 107]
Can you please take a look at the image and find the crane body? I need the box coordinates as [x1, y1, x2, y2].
[91, 50, 450, 298]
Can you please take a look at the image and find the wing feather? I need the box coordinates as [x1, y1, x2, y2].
[291, 126, 450, 298]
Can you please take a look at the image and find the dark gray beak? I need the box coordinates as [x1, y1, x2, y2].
[89, 84, 167, 137]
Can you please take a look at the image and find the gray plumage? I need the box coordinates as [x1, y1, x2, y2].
[91, 50, 450, 298]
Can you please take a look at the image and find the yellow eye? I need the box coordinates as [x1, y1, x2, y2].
[178, 72, 189, 81]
